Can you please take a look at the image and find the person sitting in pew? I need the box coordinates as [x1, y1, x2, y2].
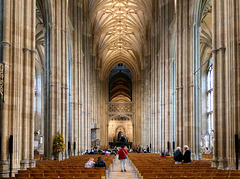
[85, 150, 89, 155]
[174, 147, 183, 164]
[165, 152, 171, 156]
[110, 150, 116, 155]
[94, 157, 107, 169]
[147, 145, 150, 153]
[85, 157, 95, 168]
[100, 150, 106, 155]
[93, 148, 98, 154]
[90, 149, 94, 154]
[160, 152, 166, 157]
[183, 145, 191, 164]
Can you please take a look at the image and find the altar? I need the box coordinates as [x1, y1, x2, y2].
[109, 141, 132, 148]
[109, 132, 132, 148]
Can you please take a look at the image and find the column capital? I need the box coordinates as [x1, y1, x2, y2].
[23, 47, 31, 53]
[48, 23, 57, 29]
[176, 86, 183, 90]
[212, 46, 226, 54]
[1, 41, 11, 47]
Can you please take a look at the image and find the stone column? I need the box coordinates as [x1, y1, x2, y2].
[211, 0, 227, 169]
[79, 0, 84, 154]
[70, 0, 77, 156]
[142, 56, 151, 148]
[60, 0, 68, 159]
[0, 0, 11, 176]
[154, 2, 158, 153]
[21, 0, 36, 169]
[212, 0, 240, 169]
[44, 0, 69, 160]
[0, 0, 36, 175]
[29, 0, 36, 164]
[175, 0, 195, 153]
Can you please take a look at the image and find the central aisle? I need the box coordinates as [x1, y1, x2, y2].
[109, 157, 138, 179]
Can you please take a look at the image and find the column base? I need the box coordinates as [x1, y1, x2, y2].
[71, 152, 75, 156]
[55, 153, 63, 161]
[46, 155, 54, 160]
[191, 153, 197, 160]
[211, 157, 219, 167]
[29, 159, 36, 168]
[63, 152, 69, 160]
[227, 161, 237, 170]
[64, 153, 69, 159]
[20, 159, 30, 169]
[218, 157, 228, 169]
[11, 167, 19, 177]
[0, 160, 9, 177]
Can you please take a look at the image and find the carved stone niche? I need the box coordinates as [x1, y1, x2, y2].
[0, 62, 4, 102]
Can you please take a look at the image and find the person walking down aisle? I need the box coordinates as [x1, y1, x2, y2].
[108, 155, 138, 179]
[118, 145, 128, 172]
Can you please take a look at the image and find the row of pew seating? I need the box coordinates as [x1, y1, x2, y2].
[5, 155, 114, 179]
[128, 153, 240, 179]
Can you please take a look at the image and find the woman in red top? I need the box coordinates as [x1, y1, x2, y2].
[118, 145, 128, 172]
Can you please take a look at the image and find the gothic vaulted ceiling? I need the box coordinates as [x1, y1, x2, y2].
[90, 0, 151, 74]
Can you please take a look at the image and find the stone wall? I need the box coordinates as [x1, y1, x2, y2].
[0, 0, 95, 176]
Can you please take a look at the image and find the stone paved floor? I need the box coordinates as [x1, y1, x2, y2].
[109, 158, 138, 179]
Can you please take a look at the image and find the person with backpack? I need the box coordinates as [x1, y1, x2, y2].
[118, 145, 128, 172]
[94, 157, 107, 169]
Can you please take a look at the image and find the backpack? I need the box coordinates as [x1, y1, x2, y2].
[118, 149, 127, 159]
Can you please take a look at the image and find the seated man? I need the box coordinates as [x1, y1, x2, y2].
[90, 149, 94, 154]
[147, 145, 150, 153]
[93, 148, 98, 154]
[136, 146, 140, 153]
[85, 150, 89, 155]
[94, 157, 107, 169]
[183, 145, 191, 163]
[174, 147, 183, 164]
[110, 150, 116, 155]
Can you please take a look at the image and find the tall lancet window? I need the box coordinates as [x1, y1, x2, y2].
[207, 59, 213, 134]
